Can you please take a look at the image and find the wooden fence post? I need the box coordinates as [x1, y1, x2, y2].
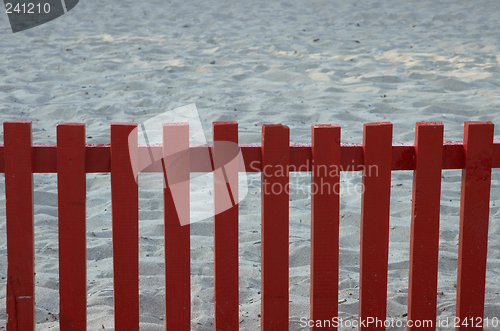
[359, 122, 392, 331]
[310, 124, 341, 331]
[407, 122, 443, 330]
[163, 123, 191, 330]
[456, 121, 494, 330]
[111, 123, 140, 330]
[213, 122, 240, 330]
[4, 121, 35, 331]
[261, 124, 290, 331]
[57, 123, 87, 331]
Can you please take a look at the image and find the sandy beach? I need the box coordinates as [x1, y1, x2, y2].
[0, 0, 500, 329]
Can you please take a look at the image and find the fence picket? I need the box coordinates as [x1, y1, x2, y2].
[213, 122, 239, 331]
[407, 122, 443, 330]
[456, 121, 494, 330]
[111, 123, 140, 330]
[261, 124, 290, 331]
[4, 121, 35, 331]
[310, 124, 341, 331]
[162, 123, 191, 330]
[359, 122, 392, 331]
[57, 123, 87, 331]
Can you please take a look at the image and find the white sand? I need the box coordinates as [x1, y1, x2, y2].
[0, 0, 500, 329]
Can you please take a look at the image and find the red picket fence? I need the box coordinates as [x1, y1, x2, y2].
[2, 120, 499, 330]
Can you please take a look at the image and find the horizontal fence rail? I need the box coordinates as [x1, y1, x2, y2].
[1, 141, 500, 174]
[2, 120, 497, 331]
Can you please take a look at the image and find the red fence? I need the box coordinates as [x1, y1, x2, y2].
[2, 120, 498, 330]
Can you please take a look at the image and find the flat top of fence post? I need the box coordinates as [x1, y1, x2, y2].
[4, 120, 32, 124]
[464, 120, 494, 125]
[312, 124, 340, 129]
[213, 121, 238, 126]
[363, 121, 392, 127]
[110, 122, 138, 126]
[415, 121, 444, 127]
[57, 122, 85, 126]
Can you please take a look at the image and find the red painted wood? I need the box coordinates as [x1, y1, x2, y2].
[163, 123, 191, 330]
[456, 121, 494, 331]
[0, 122, 500, 328]
[213, 122, 240, 331]
[33, 144, 57, 173]
[110, 123, 139, 331]
[4, 121, 35, 331]
[86, 144, 112, 173]
[442, 142, 464, 170]
[359, 122, 392, 331]
[57, 124, 87, 331]
[261, 124, 290, 331]
[310, 125, 341, 331]
[407, 122, 443, 331]
[1, 140, 500, 173]
[493, 140, 500, 169]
